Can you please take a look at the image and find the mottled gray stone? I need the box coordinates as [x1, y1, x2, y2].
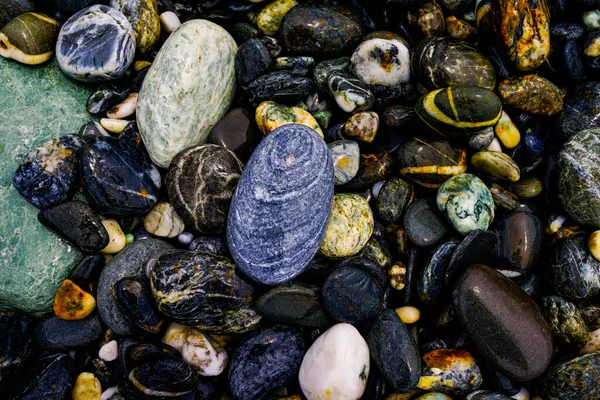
[227, 124, 334, 285]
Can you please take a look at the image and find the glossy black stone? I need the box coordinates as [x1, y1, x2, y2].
[13, 135, 82, 209]
[113, 278, 165, 338]
[86, 82, 129, 115]
[418, 239, 459, 308]
[345, 152, 393, 189]
[81, 136, 160, 216]
[79, 120, 109, 139]
[322, 268, 384, 323]
[403, 197, 449, 248]
[246, 71, 315, 107]
[12, 353, 75, 399]
[38, 200, 109, 253]
[188, 235, 229, 255]
[126, 354, 199, 398]
[235, 38, 272, 87]
[228, 327, 305, 400]
[445, 229, 498, 286]
[0, 314, 34, 387]
[495, 210, 542, 274]
[68, 254, 105, 294]
[367, 309, 421, 392]
[34, 314, 103, 350]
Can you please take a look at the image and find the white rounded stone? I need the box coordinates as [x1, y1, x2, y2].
[350, 38, 411, 87]
[99, 339, 118, 362]
[486, 137, 502, 152]
[143, 202, 185, 238]
[100, 118, 130, 133]
[299, 323, 370, 400]
[100, 219, 126, 254]
[512, 387, 530, 400]
[107, 92, 138, 119]
[181, 328, 228, 376]
[162, 322, 192, 351]
[137, 19, 237, 168]
[160, 11, 181, 33]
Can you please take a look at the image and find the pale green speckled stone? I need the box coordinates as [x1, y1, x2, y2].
[436, 173, 495, 235]
[319, 193, 374, 258]
[137, 19, 237, 168]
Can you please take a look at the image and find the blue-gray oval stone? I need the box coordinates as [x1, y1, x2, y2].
[227, 124, 334, 285]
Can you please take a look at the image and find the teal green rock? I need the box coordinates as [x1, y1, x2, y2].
[0, 58, 89, 314]
[436, 173, 495, 235]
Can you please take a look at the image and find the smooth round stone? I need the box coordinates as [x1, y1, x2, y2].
[12, 135, 82, 209]
[150, 250, 261, 334]
[471, 151, 520, 182]
[344, 112, 379, 144]
[181, 329, 227, 376]
[413, 36, 496, 91]
[97, 238, 173, 336]
[255, 101, 323, 136]
[208, 108, 261, 161]
[495, 210, 542, 274]
[110, 0, 160, 54]
[227, 124, 334, 285]
[160, 11, 180, 33]
[38, 201, 109, 253]
[299, 323, 370, 400]
[53, 279, 96, 320]
[0, 13, 59, 65]
[328, 140, 360, 185]
[81, 136, 160, 216]
[418, 240, 459, 308]
[509, 177, 542, 199]
[437, 173, 495, 236]
[56, 5, 135, 82]
[235, 38, 272, 87]
[395, 137, 467, 189]
[367, 309, 420, 392]
[540, 352, 600, 400]
[558, 129, 600, 227]
[376, 177, 414, 224]
[445, 229, 498, 285]
[417, 348, 483, 395]
[498, 75, 563, 115]
[404, 197, 449, 248]
[137, 19, 237, 168]
[549, 234, 600, 300]
[167, 145, 242, 235]
[0, 314, 34, 386]
[349, 38, 411, 87]
[12, 353, 75, 399]
[322, 268, 383, 323]
[229, 327, 305, 400]
[280, 4, 363, 58]
[453, 264, 554, 381]
[256, 283, 332, 328]
[319, 194, 374, 259]
[99, 340, 118, 362]
[161, 322, 191, 352]
[327, 70, 375, 113]
[542, 295, 589, 346]
[100, 219, 126, 254]
[556, 83, 600, 139]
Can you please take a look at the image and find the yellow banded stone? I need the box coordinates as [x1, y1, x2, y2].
[255, 101, 323, 137]
[0, 13, 59, 65]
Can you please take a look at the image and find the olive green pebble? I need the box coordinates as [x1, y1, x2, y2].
[319, 193, 374, 259]
[471, 151, 520, 182]
[0, 13, 59, 65]
[510, 177, 543, 199]
[256, 0, 298, 35]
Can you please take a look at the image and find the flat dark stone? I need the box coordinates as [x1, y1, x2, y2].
[367, 309, 420, 392]
[12, 353, 75, 399]
[453, 264, 553, 382]
[68, 254, 105, 294]
[0, 313, 34, 387]
[246, 71, 315, 107]
[34, 314, 103, 350]
[403, 197, 449, 248]
[228, 327, 306, 400]
[38, 201, 108, 253]
[445, 229, 498, 286]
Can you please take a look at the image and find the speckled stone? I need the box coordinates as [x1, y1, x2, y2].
[543, 295, 589, 346]
[110, 0, 160, 54]
[350, 38, 411, 87]
[498, 75, 563, 115]
[227, 124, 334, 285]
[0, 59, 90, 315]
[97, 238, 173, 336]
[255, 101, 323, 137]
[56, 5, 135, 82]
[35, 314, 103, 350]
[556, 83, 600, 139]
[540, 352, 600, 400]
[376, 177, 414, 224]
[167, 145, 242, 235]
[327, 140, 360, 185]
[418, 240, 459, 308]
[12, 353, 75, 399]
[437, 173, 495, 235]
[417, 349, 483, 395]
[453, 264, 554, 382]
[137, 19, 237, 168]
[256, 0, 298, 35]
[328, 70, 375, 113]
[319, 193, 374, 259]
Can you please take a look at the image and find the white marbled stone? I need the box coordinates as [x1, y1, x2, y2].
[182, 328, 228, 376]
[350, 38, 411, 87]
[299, 323, 370, 400]
[98, 339, 118, 362]
[162, 322, 192, 351]
[137, 19, 237, 168]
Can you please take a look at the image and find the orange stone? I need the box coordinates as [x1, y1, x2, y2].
[54, 279, 96, 320]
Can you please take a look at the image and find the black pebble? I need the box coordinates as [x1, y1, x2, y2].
[34, 314, 104, 351]
[235, 38, 272, 87]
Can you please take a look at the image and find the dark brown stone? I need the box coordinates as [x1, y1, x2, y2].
[208, 108, 261, 161]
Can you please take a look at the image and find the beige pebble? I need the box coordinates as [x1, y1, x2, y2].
[99, 387, 118, 400]
[160, 11, 181, 33]
[589, 231, 600, 262]
[107, 93, 138, 119]
[486, 137, 502, 152]
[580, 328, 600, 355]
[100, 219, 126, 254]
[395, 306, 420, 324]
[162, 322, 192, 351]
[182, 328, 228, 376]
[100, 118, 130, 133]
[143, 202, 185, 238]
[344, 111, 379, 143]
[72, 372, 102, 400]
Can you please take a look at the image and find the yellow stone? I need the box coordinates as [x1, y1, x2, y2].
[255, 101, 323, 137]
[72, 372, 102, 400]
[134, 60, 152, 71]
[100, 118, 130, 133]
[100, 219, 126, 254]
[54, 279, 96, 320]
[589, 231, 600, 262]
[388, 263, 407, 291]
[256, 0, 298, 35]
[494, 111, 520, 149]
[395, 306, 420, 324]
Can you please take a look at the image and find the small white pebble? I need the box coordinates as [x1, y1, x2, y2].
[498, 269, 523, 278]
[144, 202, 185, 238]
[178, 232, 194, 245]
[182, 328, 228, 376]
[99, 339, 118, 362]
[107, 93, 138, 119]
[100, 219, 127, 254]
[160, 11, 181, 33]
[100, 118, 130, 133]
[395, 306, 420, 324]
[511, 387, 530, 400]
[486, 137, 502, 152]
[371, 181, 384, 199]
[100, 386, 118, 400]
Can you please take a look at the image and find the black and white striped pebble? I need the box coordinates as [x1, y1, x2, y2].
[56, 5, 135, 82]
[328, 70, 375, 113]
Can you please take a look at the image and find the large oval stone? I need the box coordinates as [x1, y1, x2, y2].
[495, 209, 542, 274]
[452, 264, 553, 382]
[227, 124, 334, 285]
[558, 129, 600, 228]
[137, 19, 237, 168]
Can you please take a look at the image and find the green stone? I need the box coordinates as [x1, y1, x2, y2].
[437, 173, 495, 235]
[470, 150, 520, 182]
[376, 177, 414, 224]
[0, 58, 89, 314]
